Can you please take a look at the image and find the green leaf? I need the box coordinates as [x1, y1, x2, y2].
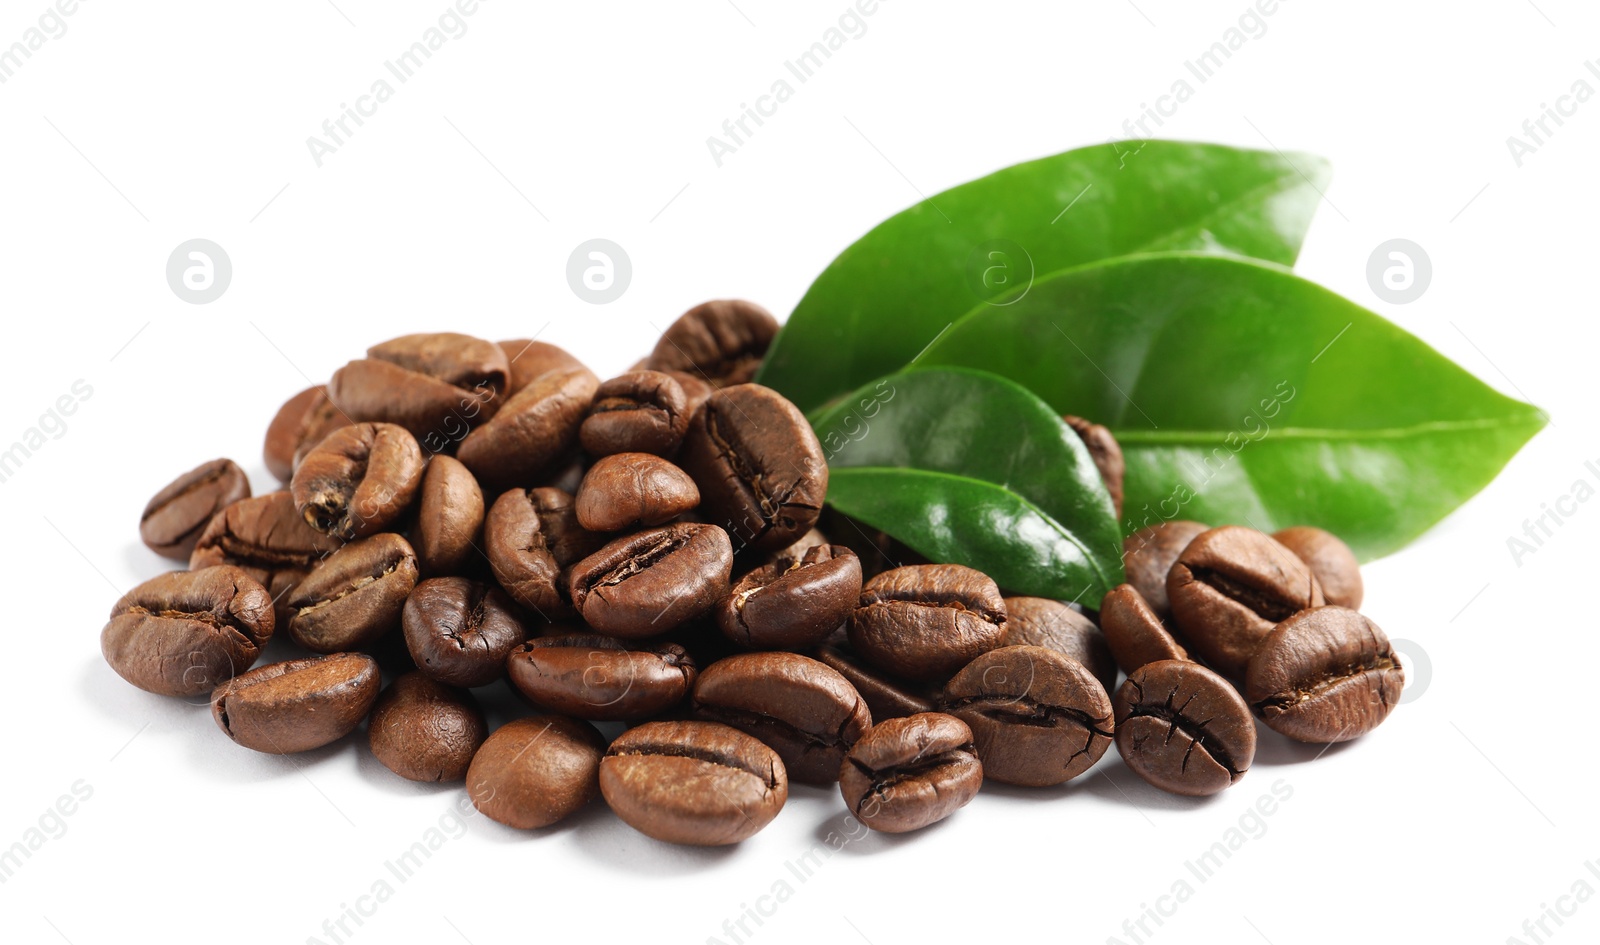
[812, 367, 1124, 605]
[916, 253, 1547, 560]
[758, 140, 1331, 414]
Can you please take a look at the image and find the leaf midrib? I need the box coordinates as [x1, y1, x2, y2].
[1113, 412, 1546, 445]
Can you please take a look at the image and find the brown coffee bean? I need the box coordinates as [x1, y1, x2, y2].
[139, 458, 251, 559]
[939, 645, 1113, 787]
[1245, 606, 1403, 744]
[1063, 415, 1125, 517]
[644, 300, 779, 388]
[600, 720, 787, 845]
[189, 492, 344, 618]
[457, 366, 599, 492]
[580, 371, 691, 457]
[291, 423, 424, 539]
[483, 490, 562, 616]
[839, 713, 982, 833]
[413, 455, 484, 576]
[1273, 526, 1364, 609]
[692, 651, 872, 784]
[285, 533, 419, 653]
[1114, 659, 1255, 796]
[567, 523, 733, 637]
[1099, 584, 1188, 675]
[497, 339, 588, 396]
[1001, 596, 1116, 694]
[211, 653, 380, 753]
[1123, 520, 1208, 619]
[505, 633, 696, 721]
[718, 544, 862, 650]
[328, 332, 510, 441]
[402, 577, 530, 688]
[368, 673, 488, 782]
[1167, 526, 1325, 679]
[101, 566, 274, 697]
[849, 564, 1007, 682]
[665, 370, 713, 418]
[263, 385, 352, 482]
[813, 645, 936, 722]
[574, 453, 699, 532]
[467, 715, 605, 829]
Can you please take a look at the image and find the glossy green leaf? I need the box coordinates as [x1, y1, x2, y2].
[916, 253, 1547, 560]
[758, 140, 1331, 414]
[812, 367, 1124, 604]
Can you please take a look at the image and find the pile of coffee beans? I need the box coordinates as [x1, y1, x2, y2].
[102, 299, 1405, 846]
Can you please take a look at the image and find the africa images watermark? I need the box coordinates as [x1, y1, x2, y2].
[704, 813, 873, 944]
[1506, 59, 1600, 168]
[1505, 457, 1600, 567]
[0, 0, 85, 87]
[0, 779, 94, 885]
[0, 379, 94, 486]
[1505, 859, 1600, 945]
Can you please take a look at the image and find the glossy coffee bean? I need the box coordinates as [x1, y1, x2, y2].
[497, 339, 588, 396]
[717, 544, 861, 650]
[457, 366, 599, 492]
[939, 645, 1114, 787]
[1123, 520, 1208, 619]
[678, 383, 827, 553]
[665, 370, 713, 418]
[644, 299, 779, 388]
[211, 653, 380, 754]
[139, 458, 251, 559]
[1064, 415, 1125, 518]
[467, 716, 605, 829]
[368, 673, 487, 782]
[291, 423, 425, 539]
[1168, 526, 1325, 679]
[580, 371, 691, 457]
[1245, 606, 1403, 744]
[567, 523, 733, 637]
[600, 720, 787, 846]
[285, 533, 419, 653]
[1273, 526, 1364, 610]
[189, 492, 344, 616]
[849, 564, 1007, 682]
[101, 566, 273, 697]
[505, 633, 696, 721]
[574, 453, 699, 532]
[263, 385, 352, 482]
[1001, 596, 1116, 694]
[692, 652, 872, 784]
[414, 456, 483, 576]
[328, 332, 510, 440]
[814, 645, 936, 722]
[1114, 659, 1255, 797]
[839, 713, 982, 833]
[1099, 584, 1188, 675]
[403, 577, 530, 688]
[483, 489, 567, 616]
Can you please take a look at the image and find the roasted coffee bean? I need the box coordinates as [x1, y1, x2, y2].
[567, 523, 733, 638]
[814, 645, 936, 721]
[838, 713, 982, 833]
[1064, 415, 1125, 517]
[190, 492, 344, 615]
[580, 371, 691, 458]
[665, 370, 713, 418]
[211, 652, 379, 753]
[644, 299, 779, 388]
[1114, 659, 1255, 797]
[285, 533, 419, 653]
[482, 489, 568, 616]
[1274, 526, 1364, 610]
[506, 633, 696, 721]
[678, 383, 827, 553]
[939, 645, 1113, 787]
[467, 715, 605, 829]
[263, 385, 352, 482]
[328, 332, 510, 440]
[1167, 526, 1325, 679]
[849, 564, 1007, 682]
[368, 672, 487, 782]
[691, 652, 872, 784]
[414, 455, 484, 576]
[1001, 596, 1116, 694]
[139, 458, 251, 559]
[497, 339, 588, 396]
[574, 453, 699, 532]
[1099, 584, 1188, 675]
[291, 423, 424, 539]
[457, 366, 599, 491]
[718, 544, 861, 650]
[101, 566, 273, 697]
[600, 720, 787, 845]
[1245, 606, 1402, 744]
[1123, 520, 1208, 619]
[403, 577, 530, 688]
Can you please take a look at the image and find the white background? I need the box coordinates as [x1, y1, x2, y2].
[1, 1, 1595, 943]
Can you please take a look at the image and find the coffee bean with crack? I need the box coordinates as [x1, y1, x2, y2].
[101, 566, 274, 697]
[813, 645, 937, 722]
[849, 564, 1007, 682]
[291, 422, 424, 540]
[839, 712, 982, 833]
[574, 452, 699, 532]
[413, 455, 484, 577]
[717, 544, 861, 650]
[189, 491, 344, 623]
[580, 370, 692, 457]
[1001, 596, 1116, 693]
[211, 653, 380, 754]
[677, 383, 827, 553]
[1122, 520, 1208, 620]
[327, 332, 511, 439]
[402, 577, 530, 688]
[1114, 659, 1255, 796]
[139, 458, 251, 559]
[566, 523, 733, 638]
[1245, 606, 1403, 744]
[263, 385, 353, 482]
[506, 632, 697, 721]
[496, 338, 589, 397]
[285, 533, 418, 653]
[456, 366, 599, 493]
[483, 488, 580, 616]
[938, 645, 1113, 787]
[643, 299, 780, 389]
